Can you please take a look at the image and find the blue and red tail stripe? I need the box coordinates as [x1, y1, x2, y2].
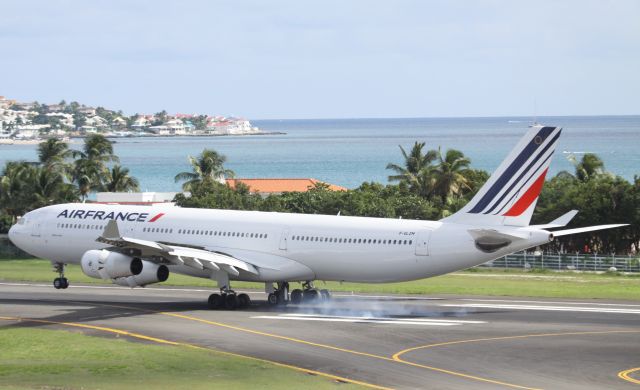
[468, 126, 559, 214]
[482, 130, 561, 215]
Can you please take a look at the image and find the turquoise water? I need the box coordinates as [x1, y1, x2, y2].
[1, 116, 638, 191]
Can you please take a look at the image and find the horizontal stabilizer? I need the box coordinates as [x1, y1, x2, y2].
[468, 228, 529, 241]
[552, 224, 628, 237]
[530, 210, 578, 229]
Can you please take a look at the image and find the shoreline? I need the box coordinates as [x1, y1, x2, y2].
[0, 131, 287, 145]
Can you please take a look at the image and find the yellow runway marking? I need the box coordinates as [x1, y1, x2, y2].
[392, 330, 640, 389]
[0, 316, 390, 390]
[27, 299, 638, 389]
[392, 330, 640, 360]
[619, 367, 640, 385]
[88, 301, 539, 389]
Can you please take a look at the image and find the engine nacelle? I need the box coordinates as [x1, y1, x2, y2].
[80, 249, 143, 280]
[113, 260, 169, 287]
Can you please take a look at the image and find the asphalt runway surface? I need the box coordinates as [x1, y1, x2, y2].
[1, 282, 639, 389]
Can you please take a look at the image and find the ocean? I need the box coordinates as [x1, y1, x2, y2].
[1, 116, 639, 191]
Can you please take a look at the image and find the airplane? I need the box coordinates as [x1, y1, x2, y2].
[8, 125, 627, 310]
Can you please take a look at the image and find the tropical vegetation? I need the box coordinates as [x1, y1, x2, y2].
[175, 149, 638, 255]
[174, 149, 235, 191]
[0, 135, 138, 224]
[1, 142, 638, 255]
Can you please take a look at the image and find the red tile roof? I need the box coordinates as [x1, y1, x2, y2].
[226, 178, 347, 193]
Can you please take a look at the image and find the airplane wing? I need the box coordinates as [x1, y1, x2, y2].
[97, 220, 258, 276]
[530, 210, 579, 229]
[551, 224, 628, 237]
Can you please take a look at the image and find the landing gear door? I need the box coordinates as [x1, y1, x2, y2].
[415, 230, 431, 256]
[279, 228, 290, 250]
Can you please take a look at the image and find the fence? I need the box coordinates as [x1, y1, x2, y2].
[482, 251, 640, 273]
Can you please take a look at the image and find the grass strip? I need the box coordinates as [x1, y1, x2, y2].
[0, 326, 360, 389]
[0, 258, 638, 300]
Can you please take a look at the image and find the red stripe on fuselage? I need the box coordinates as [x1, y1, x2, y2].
[148, 213, 165, 222]
[502, 168, 548, 217]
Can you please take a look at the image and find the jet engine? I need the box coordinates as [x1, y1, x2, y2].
[113, 260, 169, 287]
[80, 249, 143, 280]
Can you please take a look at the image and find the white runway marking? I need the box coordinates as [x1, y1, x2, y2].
[252, 313, 487, 326]
[440, 303, 640, 315]
[461, 298, 640, 308]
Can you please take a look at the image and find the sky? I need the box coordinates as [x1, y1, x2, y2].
[1, 0, 639, 119]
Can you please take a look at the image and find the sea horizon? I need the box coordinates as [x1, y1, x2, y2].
[2, 115, 639, 192]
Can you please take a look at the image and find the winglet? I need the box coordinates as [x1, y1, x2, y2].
[530, 210, 579, 229]
[102, 220, 121, 239]
[549, 210, 579, 227]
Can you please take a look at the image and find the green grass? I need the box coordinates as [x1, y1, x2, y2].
[1, 258, 639, 300]
[0, 327, 359, 389]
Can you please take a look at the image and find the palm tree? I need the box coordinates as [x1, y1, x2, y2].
[30, 167, 77, 208]
[76, 134, 119, 164]
[432, 148, 472, 203]
[103, 165, 140, 192]
[0, 162, 33, 222]
[386, 142, 438, 195]
[37, 138, 72, 174]
[174, 149, 234, 191]
[567, 153, 605, 182]
[72, 134, 119, 200]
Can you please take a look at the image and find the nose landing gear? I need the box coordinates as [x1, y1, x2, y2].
[52, 262, 69, 290]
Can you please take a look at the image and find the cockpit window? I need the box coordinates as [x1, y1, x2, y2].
[17, 217, 27, 225]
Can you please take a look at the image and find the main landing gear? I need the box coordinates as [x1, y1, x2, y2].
[268, 281, 331, 306]
[208, 287, 251, 310]
[52, 262, 69, 290]
[206, 280, 331, 310]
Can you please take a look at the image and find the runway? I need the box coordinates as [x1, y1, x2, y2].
[1, 282, 639, 389]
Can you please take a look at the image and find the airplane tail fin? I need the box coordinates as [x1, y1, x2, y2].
[442, 125, 562, 227]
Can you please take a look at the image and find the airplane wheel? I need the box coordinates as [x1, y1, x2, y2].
[237, 293, 251, 309]
[290, 289, 303, 304]
[320, 289, 331, 301]
[303, 289, 320, 303]
[224, 294, 238, 310]
[208, 293, 223, 309]
[53, 278, 62, 290]
[60, 278, 69, 289]
[267, 293, 278, 305]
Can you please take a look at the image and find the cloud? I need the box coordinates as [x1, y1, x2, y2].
[0, 0, 638, 118]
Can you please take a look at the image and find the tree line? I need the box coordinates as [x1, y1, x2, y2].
[0, 135, 139, 231]
[172, 146, 639, 255]
[1, 139, 638, 254]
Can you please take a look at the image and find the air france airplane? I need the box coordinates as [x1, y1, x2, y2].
[8, 125, 626, 309]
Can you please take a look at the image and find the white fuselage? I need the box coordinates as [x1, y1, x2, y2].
[8, 203, 551, 284]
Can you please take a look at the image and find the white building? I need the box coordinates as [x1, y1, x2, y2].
[84, 115, 108, 129]
[46, 112, 74, 128]
[131, 117, 150, 129]
[15, 125, 49, 139]
[96, 192, 181, 204]
[207, 117, 260, 135]
[165, 118, 187, 135]
[148, 125, 171, 135]
[111, 117, 127, 128]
